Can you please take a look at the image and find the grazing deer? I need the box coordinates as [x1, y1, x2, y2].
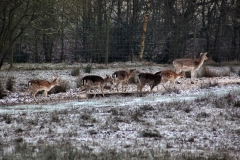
[112, 69, 136, 92]
[137, 73, 161, 94]
[173, 52, 208, 84]
[154, 70, 185, 90]
[25, 77, 60, 101]
[155, 70, 185, 84]
[80, 75, 113, 99]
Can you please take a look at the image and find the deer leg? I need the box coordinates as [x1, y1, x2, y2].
[32, 90, 38, 102]
[85, 86, 91, 99]
[100, 86, 104, 97]
[150, 85, 155, 94]
[149, 85, 152, 93]
[24, 88, 31, 100]
[79, 86, 86, 93]
[162, 84, 168, 91]
[94, 89, 96, 98]
[191, 71, 194, 84]
[109, 82, 113, 92]
[125, 82, 129, 92]
[121, 82, 125, 92]
[116, 81, 120, 92]
[170, 80, 175, 89]
[44, 90, 48, 97]
[139, 83, 145, 96]
[137, 83, 140, 93]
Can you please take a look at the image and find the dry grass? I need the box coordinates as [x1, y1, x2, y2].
[1, 62, 240, 159]
[1, 92, 240, 159]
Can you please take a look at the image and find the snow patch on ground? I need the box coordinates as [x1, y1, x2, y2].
[1, 63, 240, 158]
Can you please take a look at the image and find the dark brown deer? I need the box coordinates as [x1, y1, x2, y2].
[112, 69, 136, 92]
[25, 77, 60, 101]
[80, 75, 113, 98]
[173, 52, 208, 84]
[137, 73, 161, 94]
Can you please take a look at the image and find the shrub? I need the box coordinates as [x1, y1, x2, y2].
[71, 68, 80, 76]
[84, 64, 92, 73]
[6, 77, 15, 91]
[0, 81, 6, 99]
[49, 80, 69, 94]
[139, 129, 162, 138]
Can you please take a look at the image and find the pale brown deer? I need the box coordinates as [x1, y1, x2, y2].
[112, 69, 136, 92]
[173, 52, 208, 83]
[155, 70, 185, 90]
[79, 74, 113, 98]
[25, 77, 60, 101]
[137, 73, 161, 95]
[155, 70, 185, 84]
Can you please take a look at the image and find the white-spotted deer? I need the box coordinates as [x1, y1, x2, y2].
[173, 52, 208, 84]
[137, 73, 161, 95]
[112, 69, 136, 92]
[155, 70, 185, 89]
[25, 77, 60, 101]
[80, 75, 113, 99]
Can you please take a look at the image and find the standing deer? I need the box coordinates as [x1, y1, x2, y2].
[25, 77, 60, 101]
[80, 74, 113, 99]
[112, 69, 136, 92]
[173, 52, 208, 84]
[137, 73, 161, 95]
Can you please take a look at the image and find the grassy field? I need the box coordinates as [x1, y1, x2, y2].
[1, 62, 240, 159]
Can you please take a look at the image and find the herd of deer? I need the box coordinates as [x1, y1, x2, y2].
[25, 53, 208, 101]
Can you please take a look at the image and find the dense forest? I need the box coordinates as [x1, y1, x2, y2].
[0, 0, 240, 69]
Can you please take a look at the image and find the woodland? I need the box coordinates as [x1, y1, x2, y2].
[1, 0, 240, 69]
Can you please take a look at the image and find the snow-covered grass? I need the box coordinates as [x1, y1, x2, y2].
[1, 62, 240, 159]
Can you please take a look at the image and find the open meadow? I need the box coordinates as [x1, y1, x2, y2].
[1, 62, 240, 159]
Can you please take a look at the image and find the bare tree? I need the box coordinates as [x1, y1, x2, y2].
[0, 0, 44, 69]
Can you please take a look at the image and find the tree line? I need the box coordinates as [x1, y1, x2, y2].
[1, 0, 240, 69]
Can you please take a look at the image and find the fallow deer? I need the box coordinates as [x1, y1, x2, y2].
[137, 73, 161, 95]
[155, 70, 185, 84]
[25, 77, 60, 101]
[155, 70, 185, 89]
[80, 74, 113, 98]
[112, 69, 136, 92]
[173, 52, 208, 84]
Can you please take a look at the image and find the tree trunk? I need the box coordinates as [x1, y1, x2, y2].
[231, 0, 240, 60]
[43, 34, 53, 62]
[105, 16, 110, 65]
[139, 0, 151, 61]
[34, 30, 39, 63]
